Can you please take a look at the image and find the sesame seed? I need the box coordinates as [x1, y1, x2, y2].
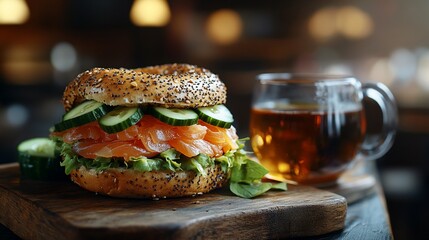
[62, 64, 227, 110]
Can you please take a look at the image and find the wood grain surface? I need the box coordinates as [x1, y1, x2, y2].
[0, 163, 347, 240]
[328, 157, 377, 203]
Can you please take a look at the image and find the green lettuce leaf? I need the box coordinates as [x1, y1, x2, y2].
[160, 149, 181, 171]
[56, 138, 287, 199]
[129, 156, 162, 171]
[59, 141, 80, 175]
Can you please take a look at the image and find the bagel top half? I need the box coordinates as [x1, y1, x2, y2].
[62, 63, 227, 111]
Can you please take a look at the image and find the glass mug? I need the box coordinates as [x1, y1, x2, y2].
[250, 73, 397, 186]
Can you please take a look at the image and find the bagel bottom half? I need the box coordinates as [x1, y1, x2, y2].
[70, 165, 229, 199]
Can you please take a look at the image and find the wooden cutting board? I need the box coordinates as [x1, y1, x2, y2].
[0, 163, 346, 240]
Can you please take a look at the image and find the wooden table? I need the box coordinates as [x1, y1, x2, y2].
[0, 160, 393, 239]
[305, 159, 393, 239]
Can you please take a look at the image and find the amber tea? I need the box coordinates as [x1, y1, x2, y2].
[251, 74, 396, 185]
[250, 103, 366, 185]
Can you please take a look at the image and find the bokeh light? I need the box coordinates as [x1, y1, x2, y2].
[416, 50, 429, 90]
[324, 63, 353, 75]
[130, 0, 171, 27]
[368, 58, 394, 86]
[336, 6, 373, 40]
[0, 0, 30, 24]
[5, 104, 28, 127]
[206, 9, 243, 45]
[308, 6, 373, 42]
[308, 7, 338, 42]
[388, 48, 416, 85]
[50, 42, 78, 72]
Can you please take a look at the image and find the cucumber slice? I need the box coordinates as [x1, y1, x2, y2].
[151, 107, 198, 126]
[18, 138, 56, 157]
[195, 104, 234, 128]
[99, 106, 144, 134]
[17, 138, 66, 180]
[54, 100, 109, 132]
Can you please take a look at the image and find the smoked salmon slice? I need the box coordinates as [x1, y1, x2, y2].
[52, 115, 239, 160]
[52, 121, 109, 144]
[74, 140, 157, 160]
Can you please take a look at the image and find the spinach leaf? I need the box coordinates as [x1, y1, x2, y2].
[271, 182, 288, 191]
[231, 158, 269, 183]
[229, 157, 287, 198]
[229, 182, 273, 199]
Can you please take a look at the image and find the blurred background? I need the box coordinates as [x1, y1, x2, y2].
[0, 0, 428, 239]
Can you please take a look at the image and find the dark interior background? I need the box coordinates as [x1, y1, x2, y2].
[1, 1, 428, 239]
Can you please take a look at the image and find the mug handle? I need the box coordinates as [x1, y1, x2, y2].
[360, 82, 398, 161]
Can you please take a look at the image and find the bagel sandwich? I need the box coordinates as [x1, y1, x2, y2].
[50, 63, 285, 199]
